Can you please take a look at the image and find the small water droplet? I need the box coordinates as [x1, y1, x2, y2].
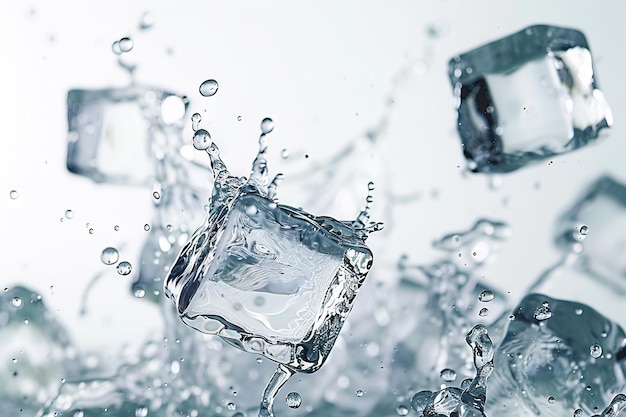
[65, 209, 74, 219]
[114, 225, 120, 231]
[280, 148, 289, 159]
[548, 396, 556, 404]
[199, 79, 218, 97]
[574, 408, 583, 417]
[508, 314, 516, 321]
[101, 247, 119, 265]
[153, 191, 160, 200]
[260, 117, 274, 134]
[144, 224, 151, 231]
[10, 297, 22, 308]
[285, 392, 302, 409]
[191, 113, 202, 131]
[356, 389, 364, 397]
[479, 307, 489, 317]
[580, 225, 589, 236]
[88, 228, 94, 234]
[9, 190, 18, 199]
[192, 129, 212, 150]
[439, 368, 457, 382]
[227, 402, 236, 411]
[117, 261, 132, 276]
[134, 288, 146, 298]
[575, 308, 583, 315]
[119, 37, 133, 52]
[396, 405, 409, 416]
[139, 11, 155, 30]
[590, 343, 602, 358]
[534, 301, 552, 321]
[478, 290, 494, 302]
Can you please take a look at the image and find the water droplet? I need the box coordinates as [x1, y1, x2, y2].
[534, 301, 552, 320]
[285, 392, 302, 409]
[112, 40, 122, 55]
[64, 209, 74, 219]
[439, 368, 457, 382]
[574, 409, 583, 417]
[153, 191, 160, 200]
[74, 411, 85, 417]
[580, 225, 589, 235]
[10, 297, 22, 308]
[478, 290, 494, 302]
[117, 261, 132, 276]
[575, 308, 583, 315]
[508, 314, 516, 321]
[119, 37, 133, 52]
[256, 357, 263, 364]
[479, 307, 489, 317]
[144, 224, 151, 231]
[237, 115, 242, 121]
[192, 129, 212, 150]
[227, 402, 236, 411]
[548, 396, 556, 404]
[139, 11, 155, 30]
[280, 148, 290, 159]
[135, 406, 148, 417]
[396, 405, 409, 416]
[590, 343, 603, 358]
[191, 113, 202, 131]
[260, 117, 274, 134]
[134, 288, 146, 298]
[9, 190, 18, 199]
[88, 228, 94, 234]
[101, 247, 120, 265]
[114, 225, 120, 231]
[356, 389, 364, 397]
[199, 79, 218, 97]
[245, 205, 258, 216]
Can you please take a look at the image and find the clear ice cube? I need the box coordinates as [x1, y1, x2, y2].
[67, 86, 188, 184]
[165, 190, 373, 373]
[488, 294, 626, 416]
[449, 24, 612, 173]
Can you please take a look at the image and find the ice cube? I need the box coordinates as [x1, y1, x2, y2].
[67, 86, 188, 184]
[165, 191, 373, 373]
[488, 294, 626, 416]
[449, 24, 612, 173]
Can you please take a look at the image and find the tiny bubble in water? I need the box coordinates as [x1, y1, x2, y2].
[479, 307, 489, 317]
[478, 290, 494, 302]
[548, 396, 556, 404]
[192, 129, 212, 150]
[286, 392, 302, 409]
[396, 405, 409, 416]
[117, 261, 132, 276]
[139, 11, 155, 30]
[11, 297, 22, 308]
[199, 79, 218, 97]
[9, 190, 18, 199]
[101, 247, 119, 265]
[260, 117, 274, 134]
[65, 209, 74, 219]
[590, 343, 602, 358]
[440, 368, 457, 382]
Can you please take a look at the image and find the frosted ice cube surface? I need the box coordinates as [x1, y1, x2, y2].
[449, 24, 612, 173]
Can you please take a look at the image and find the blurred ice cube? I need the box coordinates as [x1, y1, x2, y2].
[165, 191, 374, 373]
[67, 86, 188, 184]
[449, 25, 612, 173]
[488, 294, 626, 416]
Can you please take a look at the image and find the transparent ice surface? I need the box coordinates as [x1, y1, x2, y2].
[449, 24, 612, 173]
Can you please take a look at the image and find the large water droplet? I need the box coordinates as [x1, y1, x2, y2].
[9, 190, 18, 199]
[439, 368, 457, 382]
[260, 117, 274, 134]
[10, 297, 22, 308]
[101, 247, 120, 265]
[590, 343, 603, 358]
[193, 129, 212, 150]
[117, 261, 132, 276]
[574, 408, 583, 417]
[285, 392, 302, 409]
[199, 79, 219, 97]
[478, 289, 494, 302]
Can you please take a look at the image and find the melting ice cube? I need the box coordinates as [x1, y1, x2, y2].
[67, 86, 188, 184]
[449, 24, 612, 173]
[488, 294, 626, 416]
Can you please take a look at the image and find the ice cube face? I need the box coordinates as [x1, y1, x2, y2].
[449, 25, 612, 173]
[67, 86, 188, 185]
[165, 191, 373, 373]
[488, 294, 626, 415]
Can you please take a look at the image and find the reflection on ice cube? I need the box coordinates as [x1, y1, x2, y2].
[67, 86, 188, 185]
[449, 25, 612, 173]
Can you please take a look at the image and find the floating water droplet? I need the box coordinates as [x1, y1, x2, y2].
[9, 190, 18, 199]
[135, 406, 148, 417]
[227, 402, 236, 411]
[117, 261, 132, 276]
[114, 225, 120, 231]
[574, 409, 583, 417]
[590, 343, 603, 358]
[111, 40, 122, 55]
[10, 297, 22, 307]
[191, 113, 202, 131]
[199, 79, 219, 97]
[548, 396, 556, 404]
[144, 224, 151, 231]
[479, 307, 489, 317]
[356, 389, 364, 397]
[285, 392, 302, 409]
[101, 247, 119, 265]
[256, 357, 263, 364]
[478, 289, 494, 302]
[65, 209, 74, 219]
[237, 115, 242, 121]
[192, 129, 212, 150]
[396, 405, 409, 416]
[153, 191, 160, 200]
[139, 11, 155, 30]
[440, 368, 457, 382]
[580, 225, 589, 235]
[119, 37, 133, 52]
[280, 148, 289, 159]
[88, 228, 94, 234]
[260, 117, 274, 134]
[134, 288, 146, 298]
[575, 308, 583, 315]
[534, 301, 552, 320]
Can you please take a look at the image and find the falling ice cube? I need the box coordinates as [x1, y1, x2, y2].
[67, 86, 188, 184]
[449, 24, 612, 173]
[488, 294, 626, 416]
